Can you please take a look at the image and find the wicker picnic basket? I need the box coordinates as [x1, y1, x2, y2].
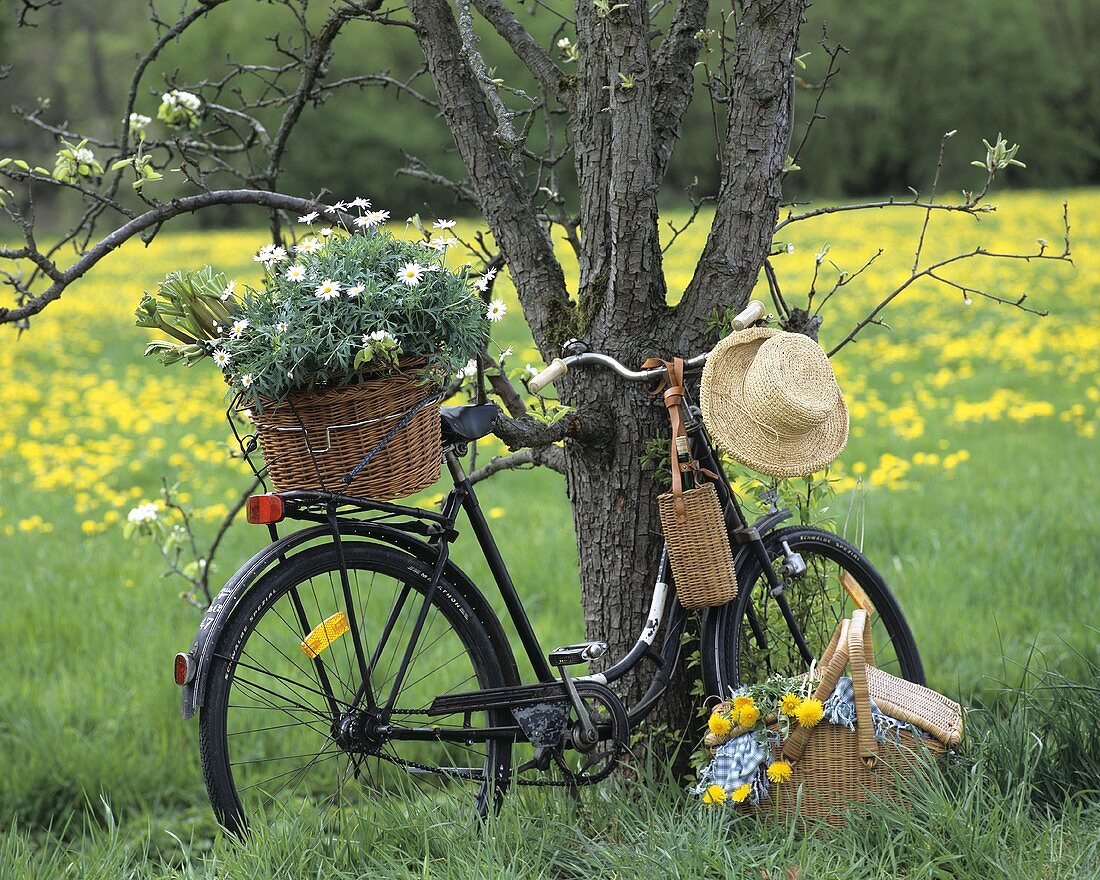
[251, 364, 442, 498]
[707, 611, 963, 826]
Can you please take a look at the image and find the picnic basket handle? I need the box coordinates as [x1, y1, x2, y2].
[782, 618, 850, 762]
[848, 609, 879, 767]
[818, 618, 846, 668]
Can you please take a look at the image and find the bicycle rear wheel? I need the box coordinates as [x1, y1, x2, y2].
[199, 542, 512, 834]
[701, 525, 924, 698]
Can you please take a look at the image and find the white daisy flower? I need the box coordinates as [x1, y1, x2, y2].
[221, 279, 237, 301]
[320, 227, 333, 237]
[346, 285, 365, 298]
[229, 319, 249, 339]
[349, 197, 371, 210]
[298, 211, 319, 224]
[430, 235, 457, 251]
[127, 502, 159, 524]
[486, 299, 507, 322]
[275, 321, 288, 334]
[240, 374, 254, 388]
[285, 264, 307, 282]
[355, 210, 390, 229]
[295, 237, 324, 255]
[397, 262, 425, 287]
[474, 276, 490, 292]
[212, 348, 232, 368]
[432, 218, 456, 229]
[269, 246, 288, 263]
[314, 279, 341, 300]
[500, 346, 514, 358]
[461, 358, 479, 378]
[253, 243, 281, 264]
[325, 201, 347, 214]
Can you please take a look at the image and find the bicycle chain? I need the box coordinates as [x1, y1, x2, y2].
[367, 739, 625, 787]
[374, 688, 628, 787]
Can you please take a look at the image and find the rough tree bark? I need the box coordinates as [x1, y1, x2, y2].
[408, 0, 809, 732]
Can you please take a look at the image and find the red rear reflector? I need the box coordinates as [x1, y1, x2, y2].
[247, 494, 285, 524]
[174, 652, 195, 686]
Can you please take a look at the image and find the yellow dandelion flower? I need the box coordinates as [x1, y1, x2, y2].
[795, 698, 824, 728]
[737, 705, 761, 728]
[702, 784, 728, 805]
[732, 695, 755, 711]
[731, 784, 751, 803]
[779, 693, 802, 716]
[767, 760, 793, 784]
[708, 713, 732, 737]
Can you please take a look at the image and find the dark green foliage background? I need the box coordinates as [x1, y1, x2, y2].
[2, 0, 1098, 224]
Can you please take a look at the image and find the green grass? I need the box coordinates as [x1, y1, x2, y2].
[0, 190, 1097, 876]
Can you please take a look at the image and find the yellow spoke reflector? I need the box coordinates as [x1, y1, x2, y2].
[301, 612, 351, 659]
[840, 570, 876, 617]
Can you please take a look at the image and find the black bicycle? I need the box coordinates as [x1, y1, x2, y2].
[175, 305, 924, 834]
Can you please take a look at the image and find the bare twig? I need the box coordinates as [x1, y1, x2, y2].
[468, 445, 566, 483]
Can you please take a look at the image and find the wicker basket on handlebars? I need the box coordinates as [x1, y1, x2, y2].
[251, 366, 442, 498]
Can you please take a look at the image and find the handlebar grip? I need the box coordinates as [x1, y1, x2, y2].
[731, 299, 767, 330]
[528, 358, 569, 393]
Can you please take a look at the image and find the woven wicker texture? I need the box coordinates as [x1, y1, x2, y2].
[699, 328, 849, 478]
[753, 716, 944, 827]
[865, 666, 964, 749]
[658, 483, 737, 609]
[253, 371, 442, 498]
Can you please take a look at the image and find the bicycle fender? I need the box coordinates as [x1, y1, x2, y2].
[179, 522, 519, 720]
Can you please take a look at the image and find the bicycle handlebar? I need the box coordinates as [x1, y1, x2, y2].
[527, 299, 768, 392]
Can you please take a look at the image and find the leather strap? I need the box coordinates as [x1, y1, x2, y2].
[642, 356, 691, 521]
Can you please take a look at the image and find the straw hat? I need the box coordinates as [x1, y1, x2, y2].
[699, 327, 848, 478]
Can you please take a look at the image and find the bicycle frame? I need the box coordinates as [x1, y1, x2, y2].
[284, 414, 788, 738]
[181, 392, 799, 747]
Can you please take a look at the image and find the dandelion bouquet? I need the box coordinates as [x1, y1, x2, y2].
[696, 672, 822, 807]
[136, 200, 497, 410]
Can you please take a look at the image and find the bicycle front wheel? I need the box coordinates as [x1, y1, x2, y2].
[199, 542, 512, 834]
[701, 526, 924, 698]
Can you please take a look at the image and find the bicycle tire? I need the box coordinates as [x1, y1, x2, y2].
[701, 525, 924, 698]
[199, 542, 512, 834]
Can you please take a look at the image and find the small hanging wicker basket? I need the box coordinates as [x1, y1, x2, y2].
[251, 364, 442, 498]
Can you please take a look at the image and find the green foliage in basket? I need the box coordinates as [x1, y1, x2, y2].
[136, 213, 492, 409]
[135, 266, 236, 366]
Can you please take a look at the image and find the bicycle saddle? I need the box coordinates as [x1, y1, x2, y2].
[440, 403, 501, 442]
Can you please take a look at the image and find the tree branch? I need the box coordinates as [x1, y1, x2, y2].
[492, 408, 610, 450]
[0, 190, 330, 325]
[470, 0, 569, 105]
[468, 445, 565, 483]
[675, 0, 807, 350]
[651, 0, 710, 177]
[406, 0, 570, 351]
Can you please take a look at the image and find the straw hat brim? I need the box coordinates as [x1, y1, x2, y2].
[700, 327, 849, 479]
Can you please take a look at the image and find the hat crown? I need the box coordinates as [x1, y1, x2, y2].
[743, 334, 839, 436]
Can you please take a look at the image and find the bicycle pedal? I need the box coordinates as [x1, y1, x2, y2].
[548, 641, 607, 667]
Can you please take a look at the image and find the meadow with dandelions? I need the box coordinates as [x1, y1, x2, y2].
[0, 190, 1097, 878]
